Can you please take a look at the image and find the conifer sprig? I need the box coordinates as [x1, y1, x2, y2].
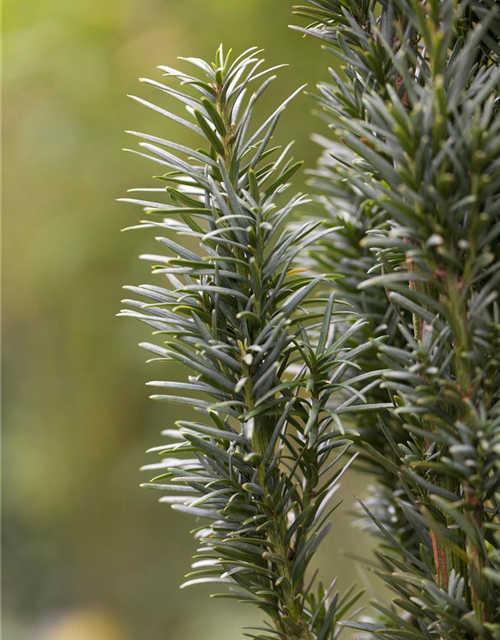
[120, 47, 375, 640]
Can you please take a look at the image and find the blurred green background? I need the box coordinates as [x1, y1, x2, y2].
[2, 1, 377, 638]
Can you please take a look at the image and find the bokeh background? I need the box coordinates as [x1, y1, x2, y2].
[3, 1, 379, 638]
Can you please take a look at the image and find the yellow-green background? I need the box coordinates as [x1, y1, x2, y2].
[3, 1, 376, 638]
